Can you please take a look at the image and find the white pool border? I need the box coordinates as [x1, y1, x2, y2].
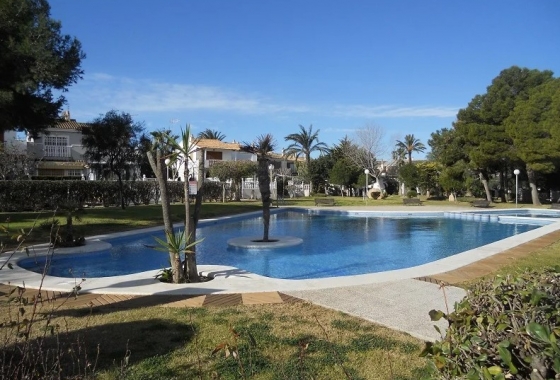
[3, 207, 560, 295]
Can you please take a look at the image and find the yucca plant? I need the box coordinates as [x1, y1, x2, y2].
[152, 229, 204, 283]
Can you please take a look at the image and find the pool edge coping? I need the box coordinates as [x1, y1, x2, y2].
[3, 206, 560, 295]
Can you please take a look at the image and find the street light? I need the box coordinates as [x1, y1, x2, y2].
[514, 169, 520, 208]
[165, 158, 172, 181]
[268, 164, 275, 202]
[364, 169, 370, 202]
[268, 163, 274, 184]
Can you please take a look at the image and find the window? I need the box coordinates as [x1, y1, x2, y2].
[38, 169, 65, 177]
[206, 151, 223, 160]
[66, 169, 83, 177]
[44, 136, 68, 146]
[44, 136, 70, 157]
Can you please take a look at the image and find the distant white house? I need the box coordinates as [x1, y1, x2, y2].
[23, 111, 92, 178]
[172, 138, 299, 182]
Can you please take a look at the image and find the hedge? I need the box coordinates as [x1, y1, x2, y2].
[0, 180, 237, 212]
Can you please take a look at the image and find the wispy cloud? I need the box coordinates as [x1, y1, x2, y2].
[68, 73, 458, 119]
[330, 105, 458, 118]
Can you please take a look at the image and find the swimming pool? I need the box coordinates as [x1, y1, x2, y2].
[18, 209, 549, 280]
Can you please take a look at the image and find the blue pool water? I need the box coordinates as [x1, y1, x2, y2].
[18, 210, 545, 280]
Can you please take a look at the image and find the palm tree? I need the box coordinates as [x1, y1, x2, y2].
[241, 134, 276, 242]
[284, 124, 329, 169]
[395, 134, 426, 164]
[197, 129, 226, 141]
[391, 146, 407, 168]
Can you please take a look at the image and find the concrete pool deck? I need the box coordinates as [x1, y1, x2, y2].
[2, 205, 560, 341]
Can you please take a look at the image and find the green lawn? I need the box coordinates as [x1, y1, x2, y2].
[1, 197, 558, 379]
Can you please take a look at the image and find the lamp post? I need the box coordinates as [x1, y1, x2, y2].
[269, 164, 275, 203]
[165, 158, 172, 181]
[514, 169, 520, 208]
[364, 169, 370, 202]
[269, 162, 274, 184]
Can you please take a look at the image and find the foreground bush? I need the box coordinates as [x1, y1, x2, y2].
[422, 268, 560, 380]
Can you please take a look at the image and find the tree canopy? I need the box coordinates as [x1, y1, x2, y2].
[82, 110, 144, 208]
[430, 66, 557, 204]
[0, 0, 85, 136]
[395, 134, 426, 164]
[284, 124, 329, 168]
[197, 129, 225, 141]
[505, 78, 560, 204]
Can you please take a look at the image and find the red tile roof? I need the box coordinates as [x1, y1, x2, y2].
[53, 120, 91, 130]
[196, 139, 242, 151]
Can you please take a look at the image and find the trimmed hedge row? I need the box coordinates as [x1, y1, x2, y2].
[0, 180, 160, 211]
[0, 180, 236, 212]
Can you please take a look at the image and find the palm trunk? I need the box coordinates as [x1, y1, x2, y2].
[258, 158, 271, 242]
[527, 166, 541, 206]
[147, 151, 182, 283]
[183, 164, 200, 282]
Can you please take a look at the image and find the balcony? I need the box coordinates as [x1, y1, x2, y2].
[206, 159, 222, 167]
[44, 145, 71, 159]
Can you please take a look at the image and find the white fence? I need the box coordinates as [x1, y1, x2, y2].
[240, 177, 310, 200]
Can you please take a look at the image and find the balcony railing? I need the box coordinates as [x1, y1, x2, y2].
[44, 145, 71, 158]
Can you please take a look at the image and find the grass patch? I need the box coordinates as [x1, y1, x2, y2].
[458, 240, 560, 289]
[0, 301, 432, 379]
[0, 202, 263, 244]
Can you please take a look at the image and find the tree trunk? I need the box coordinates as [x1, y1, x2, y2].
[147, 151, 181, 283]
[499, 170, 507, 203]
[527, 166, 541, 206]
[257, 158, 271, 242]
[479, 171, 492, 202]
[183, 163, 200, 283]
[65, 212, 73, 244]
[117, 172, 126, 210]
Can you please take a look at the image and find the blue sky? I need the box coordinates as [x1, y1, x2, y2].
[49, 0, 560, 159]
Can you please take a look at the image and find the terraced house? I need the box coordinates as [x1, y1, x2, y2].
[26, 111, 92, 179]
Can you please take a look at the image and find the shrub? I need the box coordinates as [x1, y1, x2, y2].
[167, 181, 184, 203]
[406, 189, 418, 198]
[202, 181, 223, 202]
[421, 268, 560, 379]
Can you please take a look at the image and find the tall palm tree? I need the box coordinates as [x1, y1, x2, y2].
[197, 129, 226, 141]
[241, 134, 276, 242]
[395, 134, 426, 164]
[284, 124, 329, 168]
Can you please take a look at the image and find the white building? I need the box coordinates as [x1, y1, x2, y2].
[25, 112, 91, 178]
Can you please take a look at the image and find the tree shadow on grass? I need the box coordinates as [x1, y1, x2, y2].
[1, 318, 197, 379]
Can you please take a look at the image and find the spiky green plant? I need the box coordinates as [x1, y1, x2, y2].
[152, 230, 204, 283]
